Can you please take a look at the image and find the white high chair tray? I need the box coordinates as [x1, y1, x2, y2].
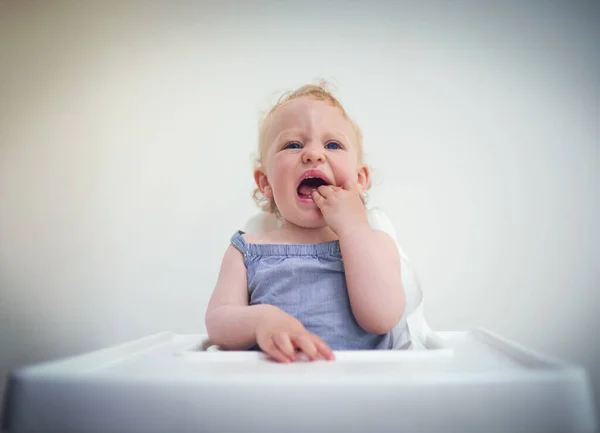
[3, 329, 596, 433]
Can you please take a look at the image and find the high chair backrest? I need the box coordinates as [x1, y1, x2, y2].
[243, 207, 431, 349]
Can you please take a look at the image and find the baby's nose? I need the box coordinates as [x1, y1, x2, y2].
[302, 147, 325, 164]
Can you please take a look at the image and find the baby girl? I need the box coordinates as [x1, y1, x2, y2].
[205, 83, 406, 362]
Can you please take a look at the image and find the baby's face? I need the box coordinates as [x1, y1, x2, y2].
[257, 97, 367, 228]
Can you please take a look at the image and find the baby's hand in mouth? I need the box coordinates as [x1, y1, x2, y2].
[311, 180, 369, 237]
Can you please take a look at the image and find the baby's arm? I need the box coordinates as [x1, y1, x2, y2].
[339, 227, 406, 335]
[205, 244, 272, 350]
[312, 183, 406, 335]
[205, 244, 335, 362]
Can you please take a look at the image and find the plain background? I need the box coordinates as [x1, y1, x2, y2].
[1, 0, 598, 424]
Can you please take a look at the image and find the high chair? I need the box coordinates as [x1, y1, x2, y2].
[2, 208, 597, 433]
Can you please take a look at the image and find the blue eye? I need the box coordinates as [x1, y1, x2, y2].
[325, 141, 342, 150]
[284, 142, 302, 150]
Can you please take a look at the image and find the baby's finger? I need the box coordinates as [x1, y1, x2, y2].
[261, 339, 292, 363]
[273, 332, 296, 361]
[312, 335, 336, 361]
[311, 190, 325, 207]
[291, 334, 319, 361]
[316, 185, 334, 198]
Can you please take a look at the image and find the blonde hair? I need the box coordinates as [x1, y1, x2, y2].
[253, 81, 368, 214]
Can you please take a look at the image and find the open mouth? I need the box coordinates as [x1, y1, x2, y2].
[297, 176, 329, 199]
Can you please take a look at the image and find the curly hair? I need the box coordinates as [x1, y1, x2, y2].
[253, 81, 368, 215]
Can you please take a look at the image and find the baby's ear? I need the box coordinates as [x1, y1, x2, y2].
[356, 165, 370, 194]
[254, 169, 273, 198]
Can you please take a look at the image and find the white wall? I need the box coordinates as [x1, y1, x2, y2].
[1, 0, 598, 422]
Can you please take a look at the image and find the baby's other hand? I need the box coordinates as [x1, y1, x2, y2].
[256, 309, 335, 363]
[311, 179, 369, 237]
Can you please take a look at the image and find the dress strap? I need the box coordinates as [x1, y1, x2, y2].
[230, 230, 247, 254]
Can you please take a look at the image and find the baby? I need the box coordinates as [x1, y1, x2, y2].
[205, 83, 406, 362]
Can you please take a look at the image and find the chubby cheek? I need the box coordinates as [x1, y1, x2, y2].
[268, 159, 295, 198]
[331, 158, 361, 188]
